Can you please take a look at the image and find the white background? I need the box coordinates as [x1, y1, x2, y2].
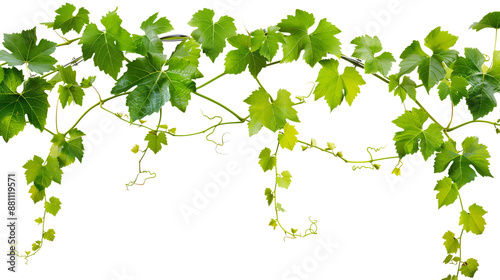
[1, 0, 499, 279]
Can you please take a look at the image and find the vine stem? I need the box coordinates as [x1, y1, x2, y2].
[340, 55, 390, 83]
[44, 128, 56, 136]
[156, 108, 163, 131]
[446, 102, 454, 129]
[40, 56, 83, 79]
[193, 92, 246, 121]
[412, 98, 446, 130]
[456, 229, 464, 277]
[197, 73, 227, 90]
[64, 92, 129, 135]
[447, 119, 499, 132]
[56, 37, 81, 47]
[55, 98, 60, 134]
[273, 143, 291, 235]
[297, 140, 398, 164]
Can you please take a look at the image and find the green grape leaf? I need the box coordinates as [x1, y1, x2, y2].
[269, 219, 278, 230]
[44, 196, 62, 216]
[32, 241, 41, 251]
[434, 137, 492, 187]
[53, 3, 90, 34]
[442, 275, 458, 280]
[276, 170, 292, 189]
[424, 27, 458, 52]
[50, 128, 85, 167]
[392, 108, 444, 160]
[25, 155, 53, 191]
[437, 76, 469, 106]
[459, 258, 479, 277]
[145, 131, 168, 154]
[399, 41, 428, 75]
[43, 229, 56, 241]
[417, 56, 447, 92]
[399, 28, 459, 92]
[459, 204, 487, 235]
[278, 9, 341, 66]
[244, 88, 299, 136]
[29, 185, 45, 204]
[80, 9, 134, 79]
[188, 8, 236, 62]
[0, 67, 3, 84]
[0, 28, 57, 74]
[250, 26, 285, 61]
[470, 12, 500, 31]
[80, 76, 96, 88]
[225, 34, 267, 77]
[264, 188, 273, 206]
[131, 144, 140, 154]
[388, 74, 417, 102]
[111, 53, 196, 120]
[277, 203, 286, 212]
[278, 123, 298, 150]
[58, 85, 84, 108]
[442, 230, 460, 254]
[434, 177, 459, 209]
[23, 156, 63, 191]
[34, 217, 43, 225]
[133, 13, 173, 56]
[168, 38, 203, 80]
[451, 48, 499, 119]
[351, 35, 395, 76]
[0, 69, 51, 142]
[258, 148, 276, 172]
[56, 65, 85, 108]
[313, 59, 365, 111]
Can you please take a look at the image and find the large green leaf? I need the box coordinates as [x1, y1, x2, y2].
[188, 8, 236, 62]
[111, 53, 196, 120]
[434, 137, 492, 187]
[0, 68, 51, 142]
[313, 59, 365, 111]
[250, 26, 285, 61]
[451, 48, 499, 119]
[437, 76, 468, 106]
[399, 27, 459, 92]
[23, 156, 62, 191]
[244, 88, 299, 136]
[388, 74, 417, 102]
[392, 108, 443, 160]
[56, 65, 85, 108]
[0, 28, 57, 74]
[470, 12, 500, 31]
[80, 9, 134, 79]
[167, 38, 203, 80]
[50, 128, 85, 167]
[53, 3, 90, 34]
[225, 34, 267, 77]
[351, 35, 395, 76]
[278, 9, 341, 66]
[133, 13, 173, 56]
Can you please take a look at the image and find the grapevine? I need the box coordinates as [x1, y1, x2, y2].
[0, 3, 499, 279]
